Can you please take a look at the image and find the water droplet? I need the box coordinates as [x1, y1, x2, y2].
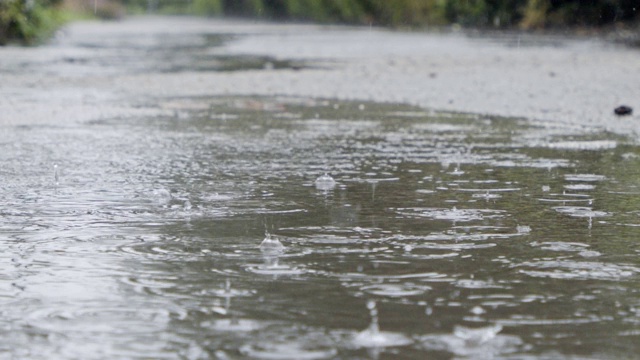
[53, 164, 59, 186]
[425, 305, 433, 316]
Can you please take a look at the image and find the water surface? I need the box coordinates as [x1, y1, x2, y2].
[2, 94, 640, 359]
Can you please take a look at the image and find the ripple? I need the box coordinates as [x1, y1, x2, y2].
[455, 279, 505, 289]
[202, 318, 266, 332]
[515, 260, 640, 281]
[243, 256, 307, 276]
[396, 207, 506, 222]
[351, 328, 413, 348]
[547, 140, 617, 150]
[553, 206, 609, 218]
[457, 187, 520, 193]
[500, 315, 609, 326]
[360, 283, 431, 297]
[239, 326, 338, 359]
[564, 174, 607, 182]
[418, 324, 523, 358]
[24, 305, 187, 332]
[564, 184, 596, 191]
[531, 241, 600, 257]
[415, 242, 497, 250]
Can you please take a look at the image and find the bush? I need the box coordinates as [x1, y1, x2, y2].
[0, 0, 62, 44]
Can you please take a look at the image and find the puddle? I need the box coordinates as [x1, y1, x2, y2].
[1, 94, 640, 359]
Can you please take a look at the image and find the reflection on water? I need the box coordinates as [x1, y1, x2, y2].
[1, 96, 640, 359]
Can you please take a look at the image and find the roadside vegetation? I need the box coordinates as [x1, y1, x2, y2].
[0, 0, 122, 44]
[2, 0, 638, 44]
[125, 0, 639, 28]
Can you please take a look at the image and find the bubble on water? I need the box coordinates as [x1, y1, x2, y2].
[315, 173, 336, 191]
[516, 225, 531, 234]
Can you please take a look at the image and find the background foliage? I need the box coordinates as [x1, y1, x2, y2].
[123, 0, 639, 28]
[2, 0, 639, 44]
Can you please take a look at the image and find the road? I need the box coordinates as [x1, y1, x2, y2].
[1, 16, 638, 134]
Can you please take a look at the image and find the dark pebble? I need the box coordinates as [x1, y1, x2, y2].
[614, 105, 633, 116]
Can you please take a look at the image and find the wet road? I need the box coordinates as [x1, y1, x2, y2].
[1, 16, 639, 129]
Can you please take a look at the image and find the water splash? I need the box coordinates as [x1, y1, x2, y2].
[259, 232, 285, 253]
[453, 324, 503, 346]
[352, 300, 413, 348]
[152, 188, 172, 206]
[419, 323, 523, 357]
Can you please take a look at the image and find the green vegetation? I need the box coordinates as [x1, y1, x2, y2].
[2, 0, 638, 44]
[0, 0, 121, 45]
[0, 0, 65, 44]
[122, 0, 638, 29]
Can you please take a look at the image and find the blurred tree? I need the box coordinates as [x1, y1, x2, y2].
[192, 0, 222, 15]
[0, 0, 64, 44]
[3, 0, 638, 44]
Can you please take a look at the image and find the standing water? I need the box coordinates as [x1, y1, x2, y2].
[1, 95, 639, 359]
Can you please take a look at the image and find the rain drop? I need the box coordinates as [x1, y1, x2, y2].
[53, 164, 59, 186]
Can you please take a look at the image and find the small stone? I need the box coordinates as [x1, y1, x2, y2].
[614, 105, 633, 116]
